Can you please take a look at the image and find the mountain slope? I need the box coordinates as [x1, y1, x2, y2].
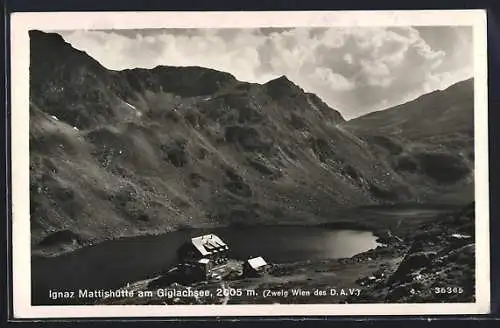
[342, 79, 474, 203]
[29, 30, 473, 255]
[344, 78, 473, 144]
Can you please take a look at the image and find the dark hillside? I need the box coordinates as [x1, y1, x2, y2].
[29, 30, 474, 255]
[343, 79, 474, 204]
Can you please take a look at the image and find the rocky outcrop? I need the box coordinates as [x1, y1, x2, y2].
[29, 30, 474, 256]
[347, 203, 476, 303]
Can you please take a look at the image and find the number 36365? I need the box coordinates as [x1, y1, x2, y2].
[433, 287, 464, 294]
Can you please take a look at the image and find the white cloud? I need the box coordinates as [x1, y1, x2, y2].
[312, 67, 355, 91]
[343, 53, 354, 65]
[58, 26, 473, 119]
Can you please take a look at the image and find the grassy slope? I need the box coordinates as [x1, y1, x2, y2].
[29, 30, 474, 256]
[342, 79, 474, 204]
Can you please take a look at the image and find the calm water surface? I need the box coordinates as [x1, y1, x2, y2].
[32, 226, 380, 304]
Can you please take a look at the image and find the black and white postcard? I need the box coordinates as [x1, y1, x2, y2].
[10, 10, 490, 318]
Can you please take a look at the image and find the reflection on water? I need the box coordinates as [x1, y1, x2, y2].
[32, 226, 380, 304]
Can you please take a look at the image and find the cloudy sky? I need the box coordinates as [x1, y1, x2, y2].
[58, 26, 473, 119]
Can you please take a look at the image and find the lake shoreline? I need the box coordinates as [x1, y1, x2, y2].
[31, 203, 473, 305]
[96, 202, 475, 305]
[32, 203, 462, 259]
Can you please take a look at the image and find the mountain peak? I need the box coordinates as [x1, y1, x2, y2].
[265, 75, 296, 86]
[29, 27, 474, 261]
[152, 65, 237, 80]
[264, 75, 303, 99]
[29, 30, 66, 44]
[30, 29, 107, 73]
[441, 77, 474, 93]
[344, 75, 474, 142]
[147, 65, 238, 97]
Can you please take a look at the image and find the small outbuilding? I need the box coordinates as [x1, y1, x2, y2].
[243, 256, 269, 277]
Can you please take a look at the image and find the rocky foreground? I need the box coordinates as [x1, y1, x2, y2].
[94, 202, 474, 305]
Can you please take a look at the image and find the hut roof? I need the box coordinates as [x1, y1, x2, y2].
[191, 234, 228, 256]
[247, 256, 267, 269]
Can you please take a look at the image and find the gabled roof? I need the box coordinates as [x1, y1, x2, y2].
[247, 256, 267, 269]
[191, 234, 228, 256]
